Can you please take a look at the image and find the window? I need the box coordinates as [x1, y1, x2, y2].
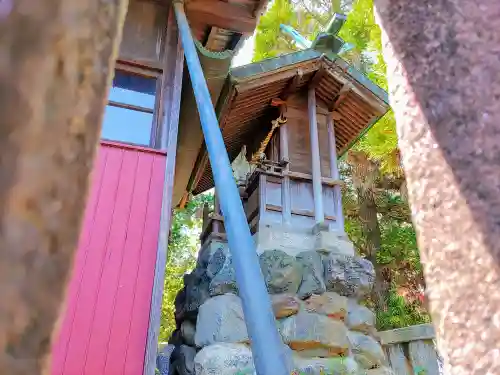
[101, 69, 159, 147]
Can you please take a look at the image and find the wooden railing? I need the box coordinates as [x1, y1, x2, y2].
[378, 324, 442, 375]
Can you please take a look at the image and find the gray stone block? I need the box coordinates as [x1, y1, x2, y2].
[197, 240, 228, 270]
[183, 268, 211, 319]
[259, 250, 302, 294]
[314, 229, 355, 255]
[279, 311, 350, 357]
[323, 255, 375, 298]
[303, 292, 348, 320]
[346, 299, 376, 335]
[270, 293, 300, 318]
[194, 343, 255, 375]
[195, 294, 248, 347]
[296, 251, 326, 299]
[174, 345, 196, 375]
[205, 242, 229, 278]
[208, 247, 238, 296]
[348, 331, 387, 369]
[180, 320, 196, 346]
[253, 225, 317, 257]
[293, 356, 359, 375]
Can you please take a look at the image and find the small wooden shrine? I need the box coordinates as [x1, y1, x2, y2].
[196, 50, 390, 248]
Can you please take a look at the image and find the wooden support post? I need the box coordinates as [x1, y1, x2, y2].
[258, 173, 268, 227]
[375, 0, 500, 373]
[327, 113, 344, 232]
[0, 1, 127, 374]
[213, 191, 221, 233]
[308, 87, 324, 224]
[143, 10, 185, 375]
[279, 111, 292, 225]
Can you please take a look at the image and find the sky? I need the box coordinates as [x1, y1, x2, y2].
[231, 33, 256, 68]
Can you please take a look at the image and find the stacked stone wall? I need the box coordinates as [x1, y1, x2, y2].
[161, 239, 394, 375]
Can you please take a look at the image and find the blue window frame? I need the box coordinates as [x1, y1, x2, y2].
[101, 69, 159, 147]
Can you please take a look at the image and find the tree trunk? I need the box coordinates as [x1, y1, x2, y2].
[348, 150, 390, 312]
[0, 1, 127, 374]
[358, 186, 389, 312]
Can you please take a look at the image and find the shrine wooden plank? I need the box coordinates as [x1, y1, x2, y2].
[51, 150, 108, 375]
[62, 147, 124, 375]
[119, 0, 167, 69]
[51, 143, 166, 375]
[83, 150, 139, 375]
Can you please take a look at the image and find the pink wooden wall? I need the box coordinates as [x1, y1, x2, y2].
[51, 141, 166, 375]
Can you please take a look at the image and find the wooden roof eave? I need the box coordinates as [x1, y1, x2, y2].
[173, 41, 233, 206]
[185, 76, 238, 195]
[189, 49, 391, 195]
[231, 49, 323, 87]
[322, 56, 390, 106]
[186, 51, 323, 195]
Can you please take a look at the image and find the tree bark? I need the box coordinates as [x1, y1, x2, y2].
[349, 150, 390, 312]
[0, 1, 128, 374]
[358, 186, 389, 312]
[375, 0, 500, 373]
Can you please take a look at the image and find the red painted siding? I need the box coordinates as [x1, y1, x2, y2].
[51, 142, 166, 375]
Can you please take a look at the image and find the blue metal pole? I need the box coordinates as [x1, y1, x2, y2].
[279, 24, 312, 49]
[172, 3, 289, 375]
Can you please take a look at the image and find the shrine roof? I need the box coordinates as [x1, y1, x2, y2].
[189, 49, 390, 195]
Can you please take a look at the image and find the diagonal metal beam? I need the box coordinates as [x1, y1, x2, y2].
[173, 3, 290, 375]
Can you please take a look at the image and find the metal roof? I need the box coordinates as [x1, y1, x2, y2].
[189, 49, 390, 195]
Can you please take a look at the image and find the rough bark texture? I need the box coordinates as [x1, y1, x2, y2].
[0, 1, 128, 374]
[349, 150, 389, 312]
[374, 0, 500, 374]
[359, 189, 388, 313]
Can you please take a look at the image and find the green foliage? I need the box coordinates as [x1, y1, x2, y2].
[376, 290, 431, 331]
[253, 0, 343, 62]
[159, 193, 214, 343]
[253, 0, 309, 61]
[337, 0, 378, 72]
[378, 221, 420, 271]
[344, 214, 363, 253]
[358, 112, 400, 176]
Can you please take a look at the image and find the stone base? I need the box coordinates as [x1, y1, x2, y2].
[254, 223, 355, 256]
[314, 229, 355, 255]
[162, 223, 387, 375]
